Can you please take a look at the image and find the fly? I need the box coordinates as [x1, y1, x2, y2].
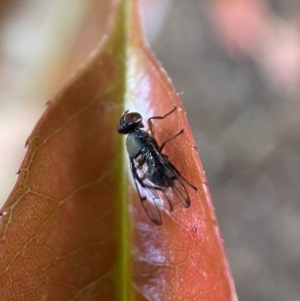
[117, 106, 197, 225]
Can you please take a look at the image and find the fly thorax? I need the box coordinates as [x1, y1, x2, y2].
[126, 132, 144, 158]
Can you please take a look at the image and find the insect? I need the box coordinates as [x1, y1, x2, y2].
[117, 106, 197, 225]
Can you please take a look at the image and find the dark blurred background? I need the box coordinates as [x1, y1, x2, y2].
[149, 1, 300, 300]
[1, 1, 300, 300]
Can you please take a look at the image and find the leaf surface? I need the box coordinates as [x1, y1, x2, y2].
[0, 0, 237, 300]
[125, 2, 237, 301]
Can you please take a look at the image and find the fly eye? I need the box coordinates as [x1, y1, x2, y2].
[125, 112, 142, 124]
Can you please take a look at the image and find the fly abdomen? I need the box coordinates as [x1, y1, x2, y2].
[147, 163, 172, 188]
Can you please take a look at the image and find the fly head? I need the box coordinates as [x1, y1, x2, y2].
[117, 110, 144, 134]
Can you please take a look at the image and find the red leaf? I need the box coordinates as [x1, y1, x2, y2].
[0, 0, 237, 300]
[125, 2, 236, 300]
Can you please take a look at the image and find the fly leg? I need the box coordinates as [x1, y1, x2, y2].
[147, 106, 177, 136]
[159, 129, 184, 152]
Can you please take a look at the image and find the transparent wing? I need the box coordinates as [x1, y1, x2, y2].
[130, 158, 163, 225]
[152, 150, 191, 209]
[162, 177, 191, 209]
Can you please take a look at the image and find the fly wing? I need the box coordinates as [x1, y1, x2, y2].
[163, 176, 191, 209]
[152, 151, 191, 209]
[129, 158, 163, 225]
